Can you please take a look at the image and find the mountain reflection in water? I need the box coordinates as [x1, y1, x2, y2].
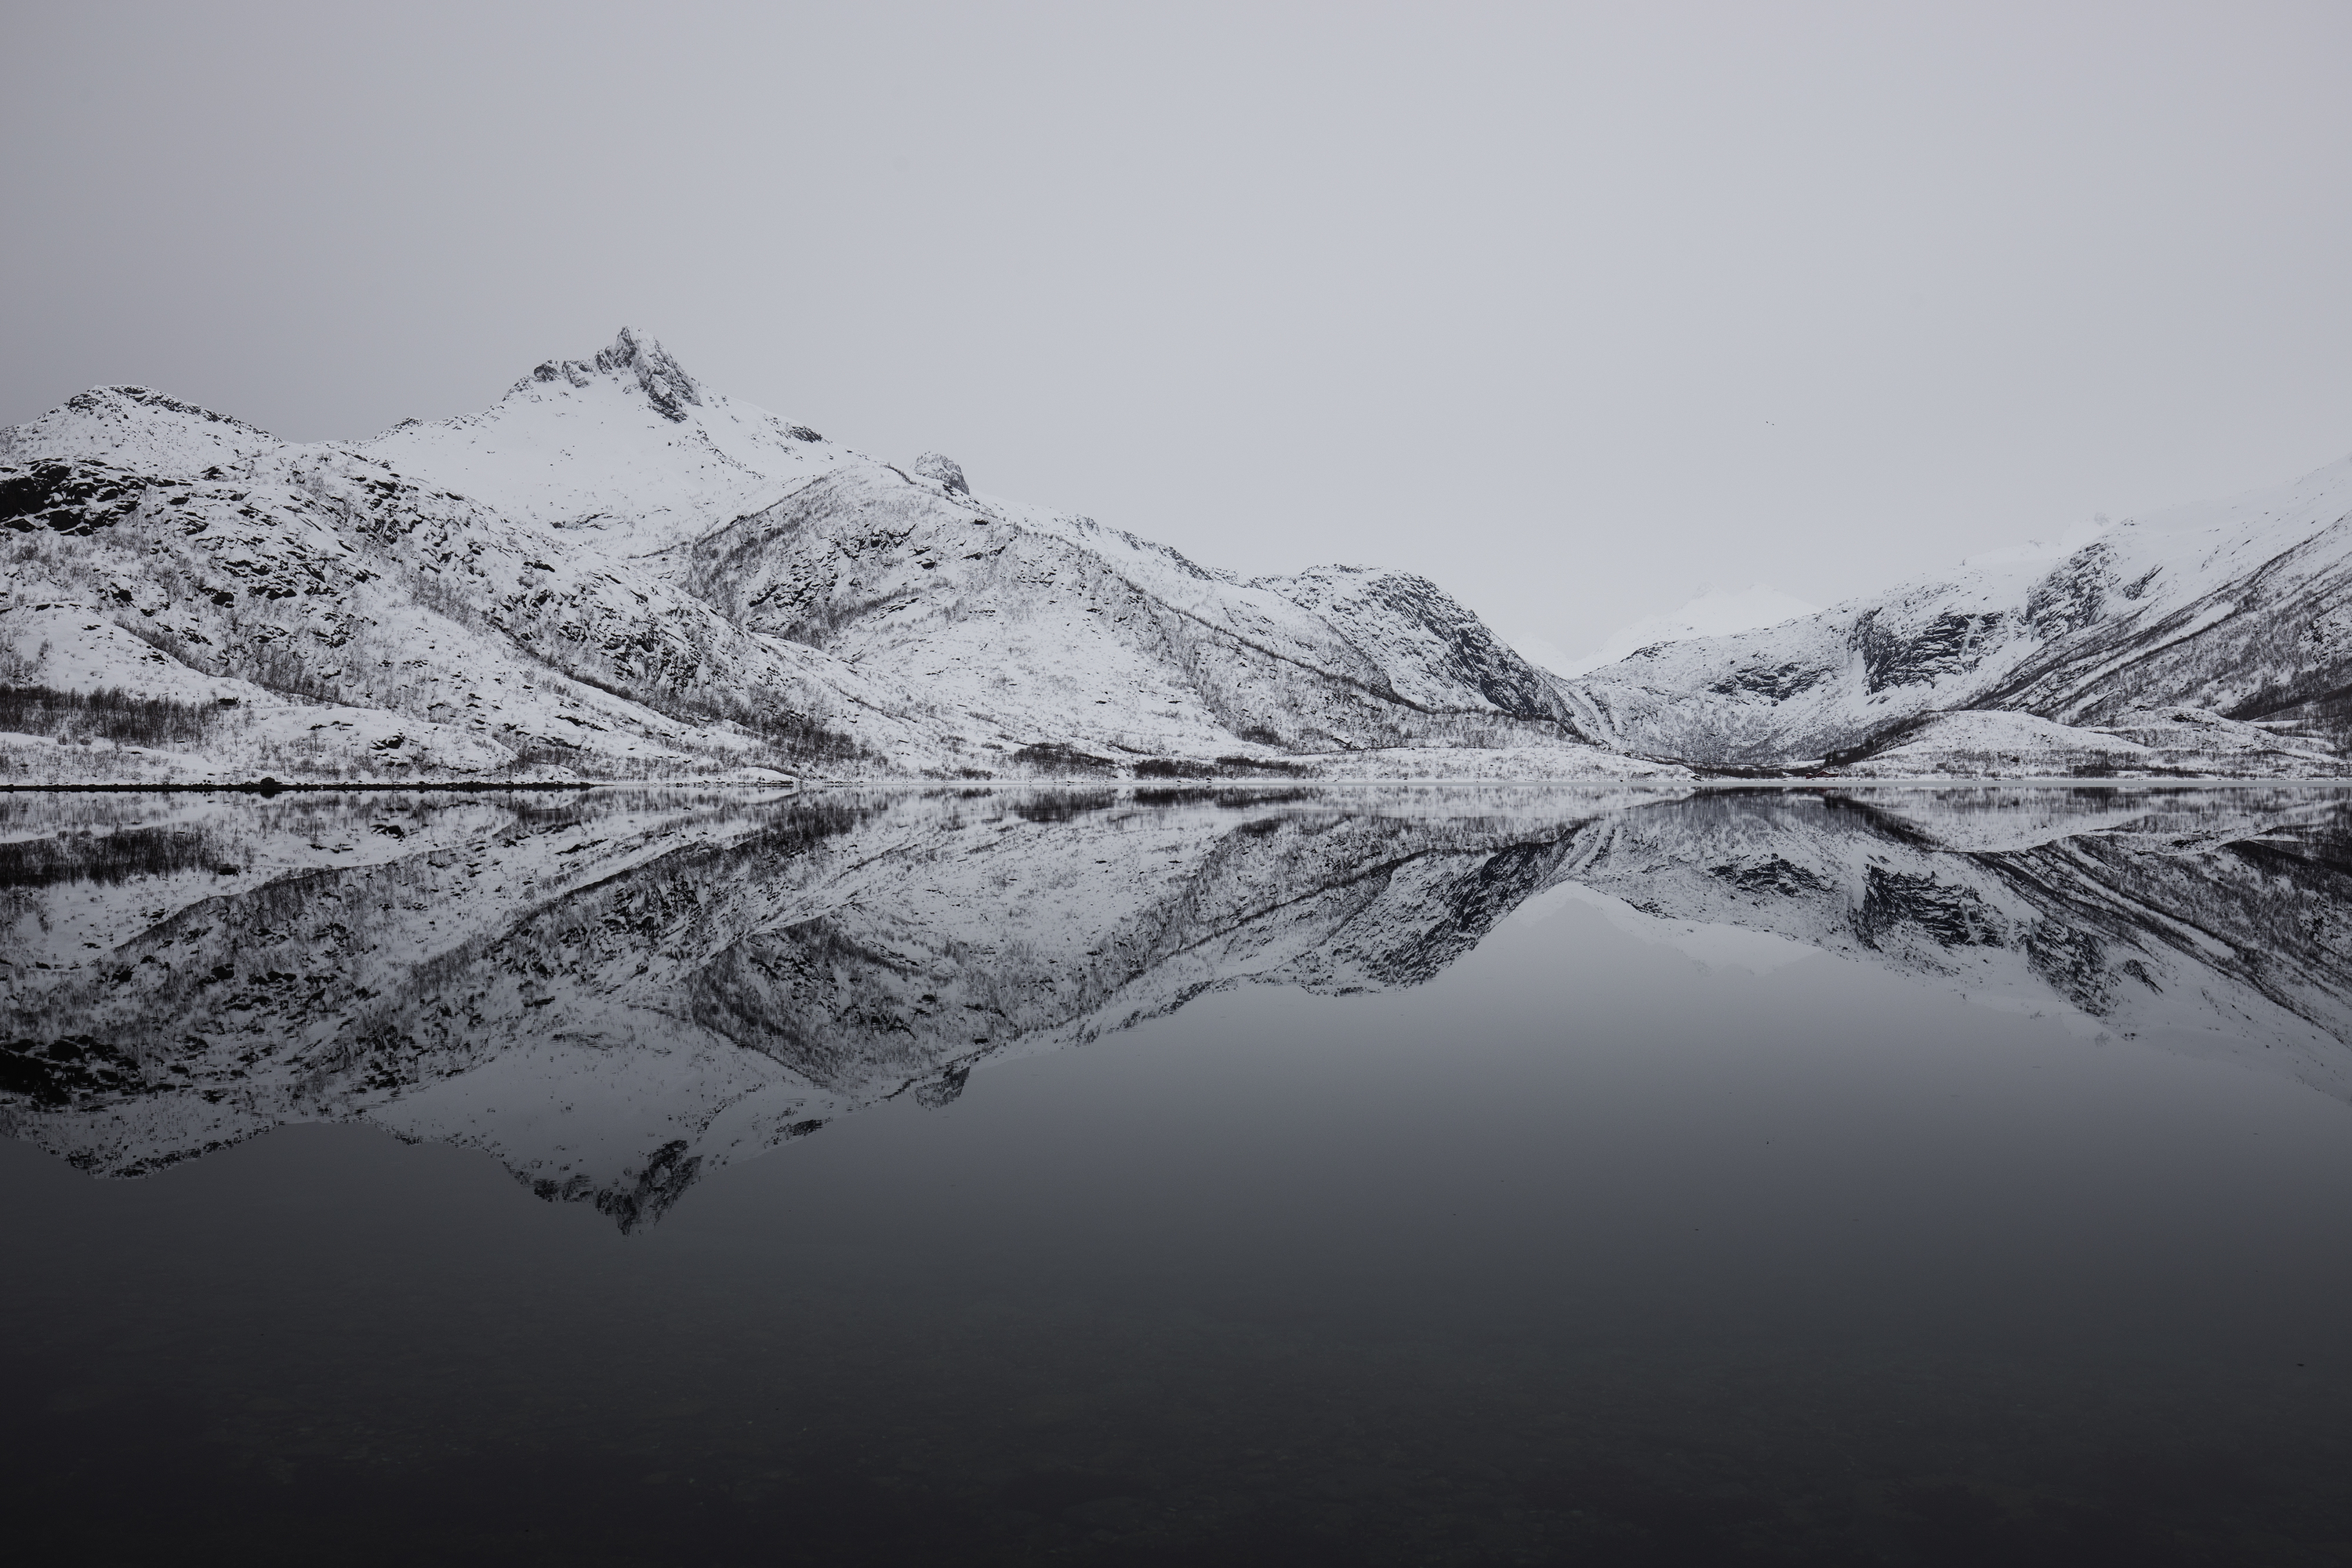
[8, 784, 2352, 1566]
[5, 784, 2350, 1229]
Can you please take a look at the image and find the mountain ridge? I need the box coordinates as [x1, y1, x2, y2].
[3, 327, 2346, 782]
[2, 328, 1649, 784]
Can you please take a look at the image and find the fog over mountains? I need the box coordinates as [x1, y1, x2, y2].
[2, 329, 2346, 781]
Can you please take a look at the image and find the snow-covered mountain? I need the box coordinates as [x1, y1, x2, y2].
[0, 330, 1652, 783]
[6, 785, 2347, 1228]
[7, 326, 2344, 781]
[1560, 460, 2352, 775]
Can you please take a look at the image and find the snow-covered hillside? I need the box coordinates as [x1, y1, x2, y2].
[1563, 459, 2352, 775]
[1, 331, 1650, 783]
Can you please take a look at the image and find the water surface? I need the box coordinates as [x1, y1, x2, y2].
[5, 784, 2350, 1564]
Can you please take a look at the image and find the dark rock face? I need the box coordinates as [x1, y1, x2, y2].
[518, 327, 703, 422]
[911, 452, 968, 495]
[1854, 608, 2010, 694]
[2025, 543, 2114, 637]
[1355, 571, 1572, 722]
[596, 326, 702, 421]
[0, 1035, 147, 1109]
[1707, 661, 1833, 701]
[1704, 855, 1831, 897]
[2027, 920, 2113, 1014]
[0, 459, 147, 535]
[1853, 865, 2005, 950]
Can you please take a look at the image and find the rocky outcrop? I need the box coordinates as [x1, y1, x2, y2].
[909, 451, 968, 494]
[513, 324, 703, 422]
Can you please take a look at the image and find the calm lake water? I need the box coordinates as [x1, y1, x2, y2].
[4, 783, 2350, 1565]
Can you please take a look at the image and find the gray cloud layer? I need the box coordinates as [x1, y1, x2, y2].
[5, 0, 2348, 663]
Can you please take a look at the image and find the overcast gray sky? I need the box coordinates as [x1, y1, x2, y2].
[5, 1, 2349, 663]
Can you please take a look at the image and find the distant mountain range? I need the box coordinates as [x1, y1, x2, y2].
[2, 328, 2344, 780]
[1558, 459, 2352, 777]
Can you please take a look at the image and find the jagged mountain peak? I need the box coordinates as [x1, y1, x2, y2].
[507, 325, 703, 422]
[366, 328, 847, 546]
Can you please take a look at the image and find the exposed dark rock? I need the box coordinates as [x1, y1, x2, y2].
[0, 460, 146, 535]
[911, 452, 968, 494]
[1854, 608, 2010, 693]
[2027, 543, 2114, 637]
[1854, 865, 2007, 950]
[1706, 855, 1833, 897]
[516, 326, 702, 422]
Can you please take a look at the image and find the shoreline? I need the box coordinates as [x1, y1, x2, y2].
[5, 773, 2350, 795]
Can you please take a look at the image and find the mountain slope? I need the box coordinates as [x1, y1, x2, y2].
[1563, 457, 2352, 774]
[2, 330, 1644, 782]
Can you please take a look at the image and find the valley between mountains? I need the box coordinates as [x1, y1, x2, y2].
[2, 328, 2347, 782]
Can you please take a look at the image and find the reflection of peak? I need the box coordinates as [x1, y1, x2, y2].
[612, 1138, 701, 1232]
[0, 792, 1613, 1229]
[4, 786, 2350, 1230]
[1564, 790, 2352, 1091]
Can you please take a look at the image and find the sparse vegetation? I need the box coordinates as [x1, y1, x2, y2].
[0, 684, 227, 746]
[1011, 742, 1114, 775]
[0, 826, 227, 889]
[735, 706, 869, 765]
[1134, 757, 1215, 779]
[1214, 754, 1312, 778]
[1011, 792, 1116, 822]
